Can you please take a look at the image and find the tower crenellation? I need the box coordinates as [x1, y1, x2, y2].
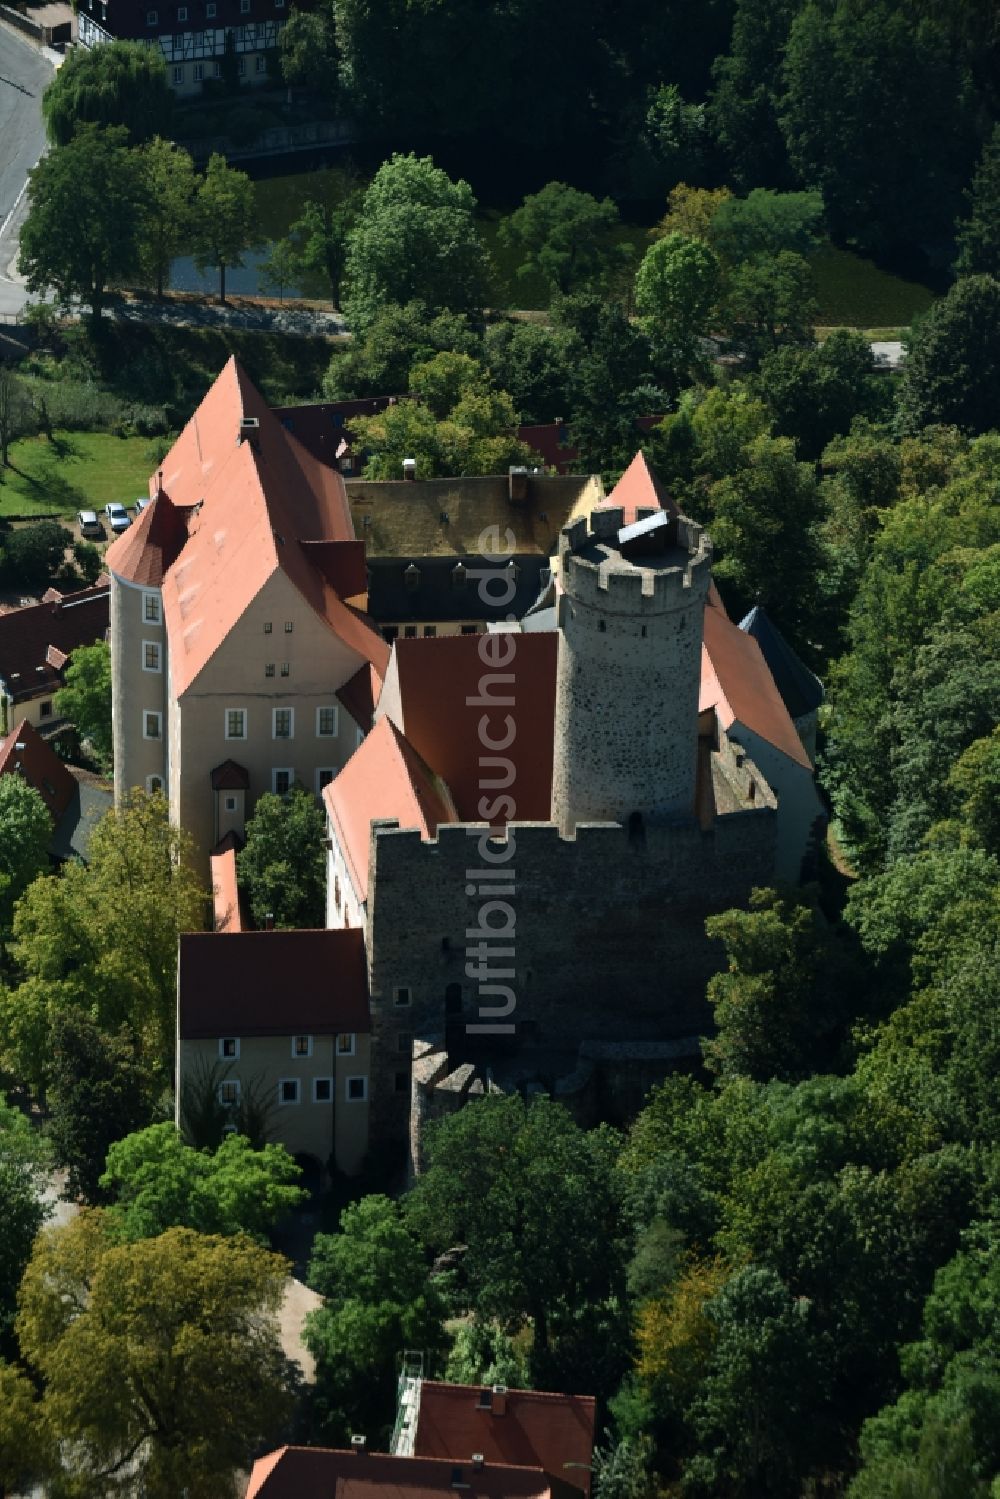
[551, 506, 712, 834]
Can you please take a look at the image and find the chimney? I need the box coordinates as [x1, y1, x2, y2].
[238, 416, 260, 446]
[264, 912, 275, 931]
[351, 1435, 367, 1453]
[508, 466, 528, 504]
[472, 1456, 485, 1472]
[491, 1384, 507, 1417]
[157, 469, 164, 498]
[402, 458, 417, 481]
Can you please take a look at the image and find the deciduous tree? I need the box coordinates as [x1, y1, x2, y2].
[19, 125, 150, 326]
[896, 275, 1000, 435]
[236, 785, 326, 929]
[499, 182, 627, 299]
[137, 137, 197, 299]
[47, 1011, 156, 1204]
[954, 123, 1000, 278]
[101, 1122, 304, 1240]
[634, 233, 720, 385]
[16, 1215, 293, 1498]
[41, 39, 172, 146]
[53, 639, 112, 768]
[0, 1101, 49, 1358]
[305, 1195, 448, 1443]
[0, 776, 52, 939]
[192, 153, 260, 306]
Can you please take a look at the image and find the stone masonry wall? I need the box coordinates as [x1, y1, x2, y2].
[366, 804, 775, 1146]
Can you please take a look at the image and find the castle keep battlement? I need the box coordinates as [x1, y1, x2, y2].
[558, 507, 713, 614]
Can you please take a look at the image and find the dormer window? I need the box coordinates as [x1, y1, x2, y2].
[452, 563, 467, 588]
[404, 564, 420, 591]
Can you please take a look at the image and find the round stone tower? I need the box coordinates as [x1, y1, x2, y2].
[550, 505, 712, 835]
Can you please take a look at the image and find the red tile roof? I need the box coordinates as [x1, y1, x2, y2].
[146, 358, 387, 698]
[0, 718, 75, 821]
[414, 1384, 596, 1499]
[210, 759, 250, 791]
[245, 1447, 586, 1499]
[104, 490, 189, 588]
[599, 450, 677, 524]
[209, 845, 243, 933]
[325, 715, 458, 902]
[0, 586, 109, 703]
[383, 632, 557, 824]
[177, 928, 370, 1039]
[700, 595, 811, 770]
[337, 663, 383, 732]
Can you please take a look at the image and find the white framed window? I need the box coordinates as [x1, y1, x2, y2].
[316, 768, 335, 794]
[394, 987, 412, 1007]
[265, 663, 275, 677]
[146, 7, 158, 22]
[213, 58, 222, 76]
[219, 1079, 240, 1105]
[423, 625, 437, 638]
[143, 711, 162, 740]
[336, 1032, 355, 1056]
[225, 708, 246, 740]
[272, 768, 293, 795]
[224, 795, 237, 812]
[219, 1037, 240, 1059]
[143, 591, 161, 624]
[316, 706, 339, 738]
[291, 1034, 313, 1059]
[172, 64, 184, 82]
[146, 774, 164, 795]
[177, 4, 187, 16]
[280, 662, 290, 677]
[263, 620, 272, 634]
[237, 56, 246, 74]
[193, 61, 204, 80]
[142, 641, 161, 673]
[284, 620, 293, 633]
[313, 1077, 333, 1103]
[240, 0, 250, 10]
[255, 54, 266, 71]
[272, 707, 294, 740]
[346, 1076, 368, 1103]
[278, 1078, 300, 1106]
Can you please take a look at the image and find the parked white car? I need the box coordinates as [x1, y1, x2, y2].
[77, 509, 102, 537]
[105, 502, 131, 534]
[135, 497, 152, 515]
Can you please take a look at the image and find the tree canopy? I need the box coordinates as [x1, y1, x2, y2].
[0, 776, 52, 939]
[54, 638, 112, 769]
[236, 785, 326, 929]
[343, 154, 491, 331]
[19, 125, 151, 325]
[41, 39, 173, 147]
[499, 182, 627, 298]
[100, 1123, 305, 1241]
[15, 1214, 293, 1497]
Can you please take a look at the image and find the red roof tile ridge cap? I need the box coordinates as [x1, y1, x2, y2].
[421, 1381, 595, 1405]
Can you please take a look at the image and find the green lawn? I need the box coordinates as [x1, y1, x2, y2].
[811, 244, 934, 330]
[0, 431, 154, 518]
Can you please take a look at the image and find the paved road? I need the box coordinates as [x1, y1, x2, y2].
[0, 23, 52, 317]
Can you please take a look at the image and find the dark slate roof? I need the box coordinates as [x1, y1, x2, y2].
[367, 554, 550, 626]
[737, 606, 825, 720]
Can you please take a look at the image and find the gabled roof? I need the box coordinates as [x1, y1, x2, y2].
[210, 759, 250, 791]
[149, 358, 387, 697]
[0, 718, 75, 820]
[104, 490, 189, 588]
[413, 1384, 596, 1499]
[738, 605, 824, 720]
[380, 632, 558, 824]
[0, 586, 109, 702]
[599, 450, 678, 525]
[245, 1447, 585, 1499]
[324, 715, 459, 902]
[346, 474, 601, 559]
[701, 597, 811, 770]
[177, 928, 370, 1038]
[337, 663, 382, 732]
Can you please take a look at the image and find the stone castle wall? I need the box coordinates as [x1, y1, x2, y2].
[366, 804, 776, 1146]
